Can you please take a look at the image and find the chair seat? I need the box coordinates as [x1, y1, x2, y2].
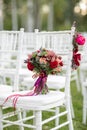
[0, 90, 65, 110]
[0, 85, 12, 92]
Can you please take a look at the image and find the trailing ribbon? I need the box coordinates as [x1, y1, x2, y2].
[3, 72, 48, 110]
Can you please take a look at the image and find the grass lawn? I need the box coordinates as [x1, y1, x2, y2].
[71, 81, 87, 130]
[3, 81, 87, 130]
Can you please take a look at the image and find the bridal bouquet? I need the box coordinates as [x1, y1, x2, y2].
[25, 48, 63, 94]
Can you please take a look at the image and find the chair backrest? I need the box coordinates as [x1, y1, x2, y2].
[35, 29, 74, 53]
[32, 26, 75, 97]
[0, 28, 24, 91]
[23, 32, 36, 54]
[19, 32, 36, 70]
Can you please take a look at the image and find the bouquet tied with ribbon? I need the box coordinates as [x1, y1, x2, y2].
[25, 48, 63, 95]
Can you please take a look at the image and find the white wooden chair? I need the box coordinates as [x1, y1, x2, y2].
[79, 32, 87, 90]
[81, 68, 87, 124]
[79, 33, 87, 124]
[0, 29, 24, 91]
[22, 29, 80, 93]
[22, 28, 75, 118]
[0, 29, 24, 130]
[79, 53, 87, 124]
[0, 26, 75, 130]
[18, 32, 37, 89]
[22, 30, 72, 90]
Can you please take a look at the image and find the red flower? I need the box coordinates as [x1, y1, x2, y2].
[59, 61, 63, 66]
[75, 34, 85, 45]
[27, 62, 34, 71]
[73, 51, 81, 66]
[50, 61, 58, 68]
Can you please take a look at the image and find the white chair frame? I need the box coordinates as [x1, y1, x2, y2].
[0, 28, 24, 130]
[0, 27, 75, 130]
[78, 32, 87, 124]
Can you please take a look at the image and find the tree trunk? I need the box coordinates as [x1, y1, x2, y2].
[47, 0, 54, 31]
[11, 0, 18, 30]
[0, 0, 3, 30]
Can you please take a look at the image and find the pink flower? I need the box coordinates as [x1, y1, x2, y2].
[75, 34, 85, 45]
[39, 57, 47, 64]
[47, 50, 55, 57]
[28, 54, 32, 60]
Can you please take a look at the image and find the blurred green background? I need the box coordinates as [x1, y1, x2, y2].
[0, 0, 87, 32]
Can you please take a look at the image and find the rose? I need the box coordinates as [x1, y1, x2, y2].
[75, 34, 85, 45]
[50, 61, 58, 68]
[27, 62, 34, 71]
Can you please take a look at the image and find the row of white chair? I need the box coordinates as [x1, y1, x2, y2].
[79, 33, 87, 124]
[0, 28, 25, 130]
[21, 29, 80, 92]
[0, 25, 76, 130]
[0, 28, 80, 92]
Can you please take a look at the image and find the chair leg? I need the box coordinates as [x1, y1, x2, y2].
[22, 110, 27, 118]
[70, 98, 75, 118]
[33, 111, 36, 130]
[82, 90, 87, 124]
[83, 103, 87, 124]
[55, 107, 59, 126]
[67, 111, 74, 130]
[66, 101, 74, 130]
[0, 107, 3, 130]
[34, 110, 42, 130]
[82, 86, 87, 124]
[17, 109, 24, 130]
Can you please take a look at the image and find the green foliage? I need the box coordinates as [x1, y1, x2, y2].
[2, 0, 87, 31]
